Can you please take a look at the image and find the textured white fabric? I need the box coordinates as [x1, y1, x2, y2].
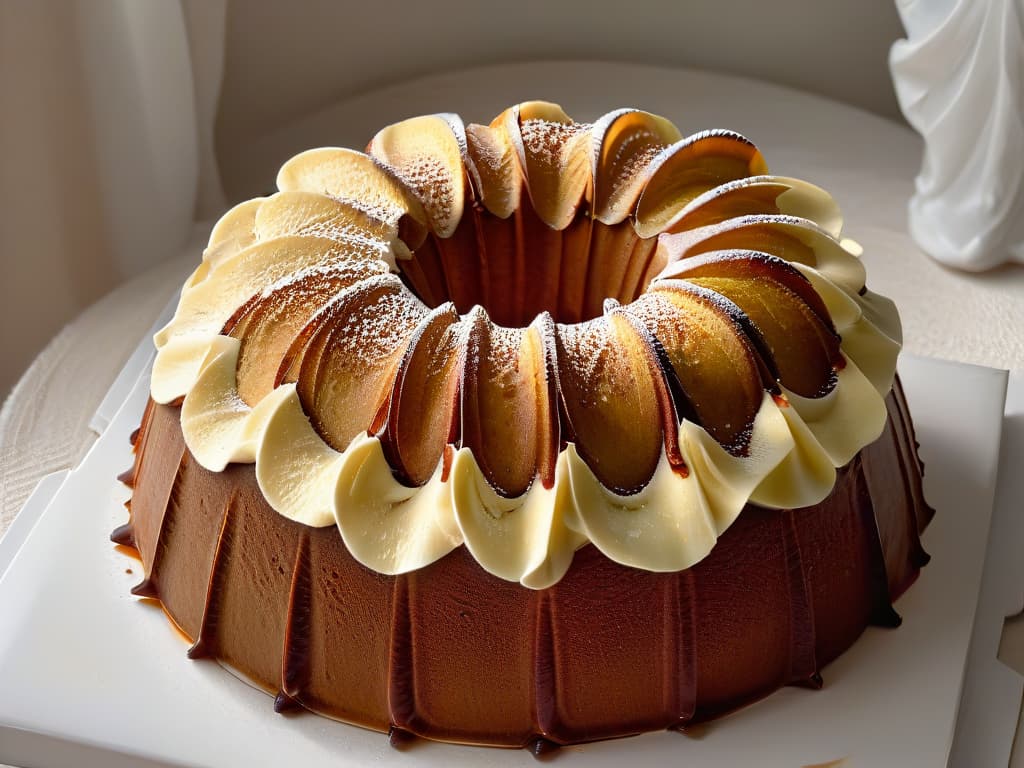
[0, 232, 198, 536]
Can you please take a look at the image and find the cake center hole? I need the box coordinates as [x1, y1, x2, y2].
[398, 214, 661, 326]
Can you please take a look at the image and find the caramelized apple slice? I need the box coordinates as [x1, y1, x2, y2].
[554, 313, 666, 494]
[276, 147, 428, 250]
[631, 284, 766, 453]
[464, 121, 521, 218]
[672, 251, 841, 398]
[378, 304, 464, 487]
[459, 308, 552, 498]
[226, 260, 390, 406]
[291, 275, 428, 452]
[511, 101, 592, 230]
[369, 114, 466, 238]
[590, 108, 681, 225]
[661, 246, 833, 327]
[635, 131, 768, 238]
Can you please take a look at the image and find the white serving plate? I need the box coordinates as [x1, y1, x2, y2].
[0, 348, 1010, 768]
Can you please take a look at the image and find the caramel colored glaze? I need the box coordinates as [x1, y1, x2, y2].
[116, 377, 930, 749]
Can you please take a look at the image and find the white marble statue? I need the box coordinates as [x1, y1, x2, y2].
[890, 0, 1024, 271]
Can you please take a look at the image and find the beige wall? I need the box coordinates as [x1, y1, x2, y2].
[216, 0, 906, 201]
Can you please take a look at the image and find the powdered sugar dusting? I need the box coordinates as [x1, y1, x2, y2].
[485, 324, 526, 391]
[255, 261, 388, 305]
[608, 130, 664, 185]
[329, 287, 428, 370]
[335, 195, 400, 227]
[556, 319, 613, 387]
[466, 125, 504, 172]
[388, 153, 457, 234]
[520, 119, 589, 169]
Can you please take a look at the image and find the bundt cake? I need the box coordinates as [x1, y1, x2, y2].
[114, 102, 932, 752]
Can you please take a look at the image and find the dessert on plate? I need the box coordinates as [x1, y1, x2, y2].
[114, 102, 932, 753]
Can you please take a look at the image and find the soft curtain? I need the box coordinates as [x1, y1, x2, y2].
[0, 0, 226, 398]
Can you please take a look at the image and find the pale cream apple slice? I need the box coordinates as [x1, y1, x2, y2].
[151, 234, 387, 402]
[670, 251, 842, 399]
[458, 307, 558, 498]
[188, 192, 393, 298]
[208, 197, 262, 250]
[254, 190, 408, 262]
[659, 175, 843, 238]
[460, 114, 527, 322]
[377, 304, 464, 487]
[656, 214, 866, 295]
[788, 262, 901, 397]
[276, 147, 428, 252]
[160, 234, 387, 344]
[509, 101, 593, 230]
[590, 108, 681, 225]
[554, 312, 671, 494]
[289, 274, 427, 453]
[224, 260, 390, 407]
[185, 197, 263, 288]
[368, 114, 466, 239]
[634, 130, 768, 238]
[627, 285, 767, 454]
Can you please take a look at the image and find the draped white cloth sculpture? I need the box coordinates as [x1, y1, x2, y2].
[890, 0, 1024, 271]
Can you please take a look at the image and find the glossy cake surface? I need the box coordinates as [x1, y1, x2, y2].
[117, 103, 932, 750]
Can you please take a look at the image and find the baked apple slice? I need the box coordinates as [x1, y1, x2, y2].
[554, 312, 671, 494]
[635, 131, 768, 238]
[224, 261, 390, 406]
[630, 283, 768, 454]
[459, 308, 557, 498]
[378, 304, 464, 487]
[509, 101, 592, 230]
[590, 108, 681, 225]
[668, 251, 842, 398]
[286, 275, 428, 452]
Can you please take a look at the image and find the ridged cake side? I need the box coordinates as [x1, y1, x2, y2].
[114, 378, 931, 750]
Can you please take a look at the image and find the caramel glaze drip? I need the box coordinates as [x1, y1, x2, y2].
[113, 376, 931, 752]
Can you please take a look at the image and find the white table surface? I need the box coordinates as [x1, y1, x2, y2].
[1, 62, 1022, 765]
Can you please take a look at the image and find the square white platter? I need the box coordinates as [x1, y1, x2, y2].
[0, 353, 1012, 768]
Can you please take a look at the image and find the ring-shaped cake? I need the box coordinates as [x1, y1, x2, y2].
[116, 102, 932, 752]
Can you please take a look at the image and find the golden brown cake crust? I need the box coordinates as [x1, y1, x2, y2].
[115, 376, 931, 749]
